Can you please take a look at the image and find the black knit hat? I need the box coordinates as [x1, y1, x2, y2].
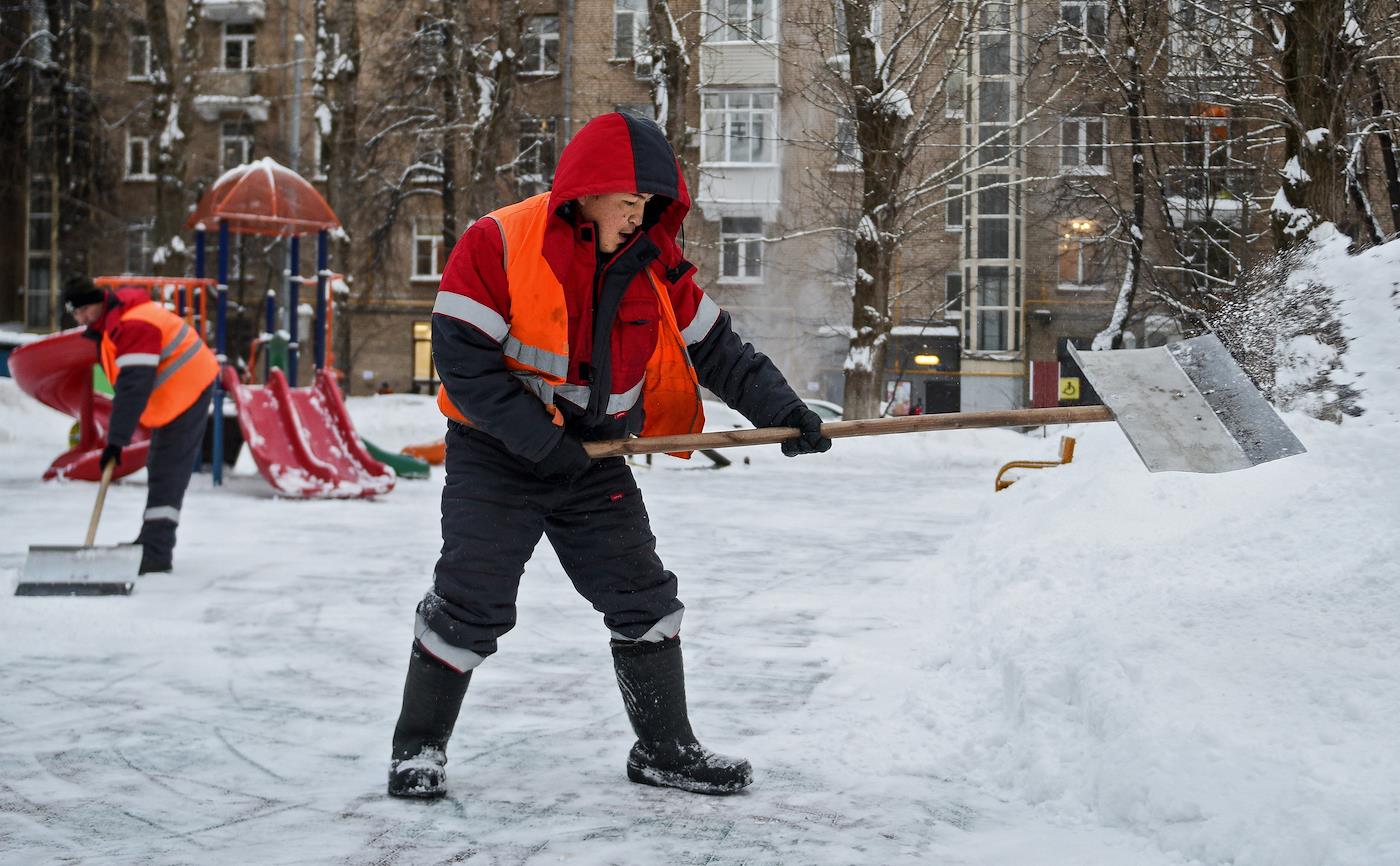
[61, 276, 105, 312]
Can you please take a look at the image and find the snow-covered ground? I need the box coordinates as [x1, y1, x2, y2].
[2, 238, 1397, 865]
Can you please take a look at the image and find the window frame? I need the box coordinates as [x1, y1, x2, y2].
[129, 30, 152, 81]
[412, 219, 445, 282]
[718, 216, 764, 284]
[125, 133, 154, 181]
[834, 113, 860, 169]
[1059, 0, 1107, 55]
[945, 182, 964, 232]
[126, 220, 155, 275]
[705, 0, 776, 44]
[700, 90, 779, 166]
[219, 121, 255, 172]
[613, 0, 648, 60]
[1059, 115, 1107, 174]
[222, 22, 256, 72]
[520, 16, 561, 76]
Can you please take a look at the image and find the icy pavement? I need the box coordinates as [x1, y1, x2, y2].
[0, 416, 1182, 865]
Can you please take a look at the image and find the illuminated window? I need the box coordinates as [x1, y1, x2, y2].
[412, 321, 439, 385]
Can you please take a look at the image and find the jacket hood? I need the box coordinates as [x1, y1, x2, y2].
[548, 112, 690, 238]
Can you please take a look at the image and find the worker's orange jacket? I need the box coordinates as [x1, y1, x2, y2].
[431, 112, 805, 464]
[98, 291, 219, 429]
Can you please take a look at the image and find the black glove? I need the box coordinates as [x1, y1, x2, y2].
[780, 406, 832, 457]
[100, 443, 122, 470]
[531, 433, 592, 481]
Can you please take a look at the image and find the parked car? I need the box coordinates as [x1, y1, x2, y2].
[803, 398, 844, 422]
[701, 400, 752, 431]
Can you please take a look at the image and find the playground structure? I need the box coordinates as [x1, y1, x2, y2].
[8, 158, 395, 498]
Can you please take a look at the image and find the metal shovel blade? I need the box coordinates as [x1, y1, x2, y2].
[15, 543, 141, 596]
[1069, 333, 1307, 473]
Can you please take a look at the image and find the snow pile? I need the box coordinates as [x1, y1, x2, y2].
[0, 377, 72, 478]
[1287, 228, 1400, 424]
[920, 237, 1400, 866]
[343, 392, 445, 451]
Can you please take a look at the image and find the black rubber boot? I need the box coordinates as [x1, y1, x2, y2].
[387, 642, 472, 799]
[136, 520, 176, 574]
[611, 636, 752, 795]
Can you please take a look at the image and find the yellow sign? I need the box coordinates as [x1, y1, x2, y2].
[1059, 377, 1081, 400]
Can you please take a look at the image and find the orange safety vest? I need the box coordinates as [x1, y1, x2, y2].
[437, 193, 705, 454]
[100, 301, 220, 428]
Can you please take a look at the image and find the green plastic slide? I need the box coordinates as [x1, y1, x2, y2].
[361, 438, 430, 480]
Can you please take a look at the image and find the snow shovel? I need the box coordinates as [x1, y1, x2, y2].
[15, 462, 141, 596]
[584, 333, 1306, 474]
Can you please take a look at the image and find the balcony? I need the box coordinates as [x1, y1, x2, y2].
[202, 0, 265, 23]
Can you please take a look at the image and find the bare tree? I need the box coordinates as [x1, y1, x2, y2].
[145, 0, 202, 275]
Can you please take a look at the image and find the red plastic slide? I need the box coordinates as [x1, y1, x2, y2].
[7, 329, 152, 481]
[221, 366, 395, 498]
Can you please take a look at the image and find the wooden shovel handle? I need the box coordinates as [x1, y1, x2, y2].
[584, 405, 1115, 459]
[85, 461, 116, 547]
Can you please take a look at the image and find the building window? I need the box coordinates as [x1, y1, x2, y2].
[945, 182, 964, 231]
[976, 174, 1010, 259]
[835, 114, 859, 168]
[1060, 116, 1106, 172]
[1058, 220, 1110, 288]
[946, 67, 965, 118]
[413, 220, 444, 281]
[614, 0, 648, 59]
[126, 221, 154, 275]
[1060, 1, 1107, 53]
[979, 32, 1011, 76]
[1170, 0, 1251, 75]
[520, 16, 560, 75]
[719, 217, 763, 283]
[945, 272, 963, 314]
[1179, 220, 1234, 292]
[219, 121, 254, 172]
[701, 91, 777, 164]
[126, 134, 153, 180]
[707, 0, 773, 42]
[975, 266, 1011, 351]
[223, 22, 256, 71]
[413, 321, 439, 385]
[976, 80, 1012, 167]
[516, 117, 558, 196]
[129, 29, 152, 80]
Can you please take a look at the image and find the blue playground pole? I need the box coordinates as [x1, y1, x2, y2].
[264, 289, 276, 383]
[213, 220, 230, 487]
[193, 228, 206, 474]
[287, 235, 300, 387]
[314, 230, 328, 370]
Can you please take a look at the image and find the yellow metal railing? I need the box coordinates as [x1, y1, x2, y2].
[995, 436, 1076, 491]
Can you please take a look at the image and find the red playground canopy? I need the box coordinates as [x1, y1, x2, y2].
[186, 157, 341, 236]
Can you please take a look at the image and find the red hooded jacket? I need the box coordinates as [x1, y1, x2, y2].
[432, 112, 802, 463]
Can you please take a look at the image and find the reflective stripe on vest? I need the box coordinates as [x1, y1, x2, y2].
[101, 302, 219, 428]
[436, 194, 705, 451]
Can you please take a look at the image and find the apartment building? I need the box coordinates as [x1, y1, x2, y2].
[4, 0, 1302, 413]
